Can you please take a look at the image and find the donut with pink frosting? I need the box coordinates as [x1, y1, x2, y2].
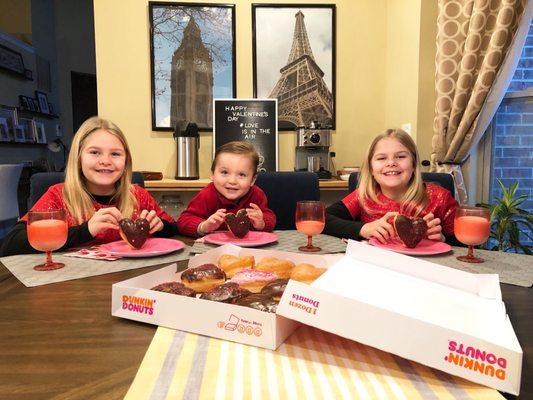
[230, 268, 278, 293]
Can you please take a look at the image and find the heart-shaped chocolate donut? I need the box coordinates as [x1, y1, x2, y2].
[393, 215, 427, 248]
[119, 218, 150, 249]
[225, 209, 250, 238]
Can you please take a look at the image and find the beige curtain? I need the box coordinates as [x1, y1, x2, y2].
[431, 0, 531, 203]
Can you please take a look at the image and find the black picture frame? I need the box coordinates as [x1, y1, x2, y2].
[0, 105, 18, 136]
[35, 91, 50, 114]
[0, 117, 10, 142]
[0, 44, 26, 77]
[19, 95, 30, 111]
[18, 118, 36, 143]
[31, 98, 40, 112]
[252, 4, 336, 130]
[149, 2, 237, 131]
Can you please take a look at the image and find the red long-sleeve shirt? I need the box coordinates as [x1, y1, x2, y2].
[341, 183, 458, 235]
[177, 182, 276, 237]
[20, 183, 175, 245]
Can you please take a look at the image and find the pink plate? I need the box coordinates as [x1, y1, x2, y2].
[99, 238, 186, 258]
[203, 231, 278, 247]
[368, 238, 452, 255]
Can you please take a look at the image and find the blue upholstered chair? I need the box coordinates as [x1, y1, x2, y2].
[0, 164, 23, 238]
[28, 171, 145, 209]
[348, 171, 455, 197]
[255, 171, 320, 230]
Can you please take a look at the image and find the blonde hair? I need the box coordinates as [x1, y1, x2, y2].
[211, 141, 259, 174]
[358, 129, 428, 216]
[63, 116, 136, 223]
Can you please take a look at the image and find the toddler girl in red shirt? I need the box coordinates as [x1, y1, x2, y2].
[177, 141, 276, 237]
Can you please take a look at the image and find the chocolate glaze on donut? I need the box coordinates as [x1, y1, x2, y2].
[235, 294, 278, 313]
[200, 282, 251, 303]
[260, 278, 289, 299]
[151, 281, 197, 297]
[181, 264, 226, 282]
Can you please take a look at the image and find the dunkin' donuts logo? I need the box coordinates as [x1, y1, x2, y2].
[445, 340, 507, 380]
[217, 314, 263, 337]
[122, 295, 155, 315]
[289, 293, 320, 315]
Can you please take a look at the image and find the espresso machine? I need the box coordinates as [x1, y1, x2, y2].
[294, 122, 333, 179]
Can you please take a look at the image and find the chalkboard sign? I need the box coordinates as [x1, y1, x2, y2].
[213, 99, 278, 172]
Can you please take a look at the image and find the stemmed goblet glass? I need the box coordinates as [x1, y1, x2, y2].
[295, 201, 325, 252]
[27, 209, 68, 271]
[454, 206, 491, 263]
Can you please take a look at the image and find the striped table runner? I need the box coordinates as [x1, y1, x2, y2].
[126, 326, 504, 400]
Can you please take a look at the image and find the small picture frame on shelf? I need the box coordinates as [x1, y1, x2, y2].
[19, 95, 30, 110]
[13, 124, 25, 142]
[0, 117, 10, 141]
[35, 121, 46, 143]
[48, 102, 54, 115]
[0, 105, 18, 132]
[35, 91, 50, 114]
[24, 68, 32, 80]
[30, 98, 40, 112]
[18, 117, 35, 143]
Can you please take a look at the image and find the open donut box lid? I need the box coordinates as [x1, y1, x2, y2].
[112, 241, 522, 394]
[276, 240, 522, 395]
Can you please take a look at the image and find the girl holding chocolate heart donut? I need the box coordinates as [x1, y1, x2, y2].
[177, 141, 276, 237]
[1, 117, 177, 255]
[324, 129, 458, 245]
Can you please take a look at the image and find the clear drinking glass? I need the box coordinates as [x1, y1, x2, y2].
[27, 209, 68, 271]
[295, 201, 326, 252]
[454, 206, 491, 263]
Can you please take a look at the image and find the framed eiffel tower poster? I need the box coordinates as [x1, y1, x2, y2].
[149, 2, 236, 131]
[252, 4, 336, 131]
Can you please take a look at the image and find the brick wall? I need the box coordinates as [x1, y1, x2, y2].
[489, 20, 533, 249]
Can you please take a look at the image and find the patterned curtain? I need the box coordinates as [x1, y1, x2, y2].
[431, 0, 530, 203]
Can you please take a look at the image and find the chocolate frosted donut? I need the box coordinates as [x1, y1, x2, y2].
[260, 278, 289, 300]
[200, 282, 251, 303]
[235, 294, 278, 313]
[181, 264, 226, 292]
[151, 282, 197, 297]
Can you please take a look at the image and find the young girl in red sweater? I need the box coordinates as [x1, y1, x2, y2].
[0, 117, 176, 255]
[324, 129, 458, 243]
[177, 141, 276, 237]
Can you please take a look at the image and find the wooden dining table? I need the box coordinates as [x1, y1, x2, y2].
[0, 237, 531, 400]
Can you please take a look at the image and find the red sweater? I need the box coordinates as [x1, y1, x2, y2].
[341, 183, 458, 235]
[177, 183, 276, 237]
[21, 183, 175, 245]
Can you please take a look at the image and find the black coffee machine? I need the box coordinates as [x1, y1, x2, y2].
[294, 122, 332, 179]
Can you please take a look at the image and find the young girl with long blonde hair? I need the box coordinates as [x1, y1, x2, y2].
[324, 129, 458, 243]
[1, 116, 177, 255]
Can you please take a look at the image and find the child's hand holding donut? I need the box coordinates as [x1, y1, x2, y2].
[246, 203, 265, 230]
[88, 207, 123, 237]
[140, 209, 164, 234]
[359, 211, 398, 243]
[423, 213, 444, 242]
[199, 208, 227, 235]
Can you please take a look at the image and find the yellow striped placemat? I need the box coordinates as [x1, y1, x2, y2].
[125, 325, 504, 400]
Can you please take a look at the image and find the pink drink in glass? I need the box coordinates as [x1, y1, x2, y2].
[27, 210, 68, 271]
[454, 216, 491, 246]
[28, 219, 68, 251]
[295, 220, 326, 237]
[295, 201, 325, 252]
[454, 206, 490, 263]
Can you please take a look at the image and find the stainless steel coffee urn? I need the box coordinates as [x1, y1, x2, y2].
[174, 121, 200, 180]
